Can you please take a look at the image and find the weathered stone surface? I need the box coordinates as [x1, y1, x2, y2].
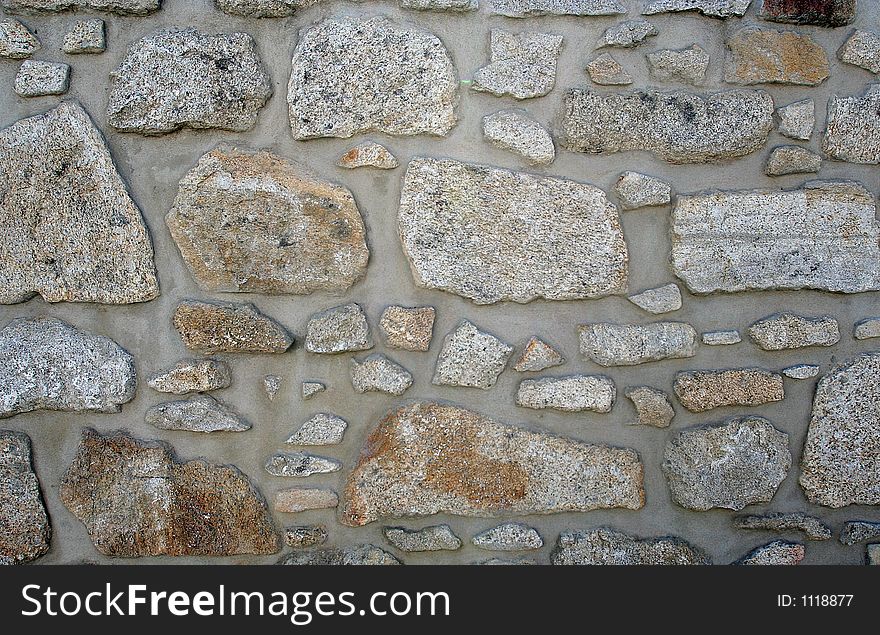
[288, 16, 457, 139]
[476, 556, 537, 565]
[482, 109, 555, 165]
[275, 488, 337, 513]
[215, 0, 299, 16]
[867, 544, 880, 565]
[301, 381, 325, 400]
[642, 0, 750, 18]
[513, 337, 564, 372]
[822, 85, 880, 164]
[286, 413, 347, 446]
[0, 317, 135, 419]
[167, 148, 369, 295]
[145, 395, 250, 433]
[759, 0, 856, 26]
[473, 522, 543, 551]
[380, 306, 435, 352]
[341, 402, 645, 526]
[735, 540, 804, 565]
[673, 368, 785, 412]
[854, 317, 880, 340]
[702, 330, 741, 345]
[516, 375, 616, 412]
[561, 88, 774, 164]
[777, 98, 814, 140]
[264, 375, 282, 401]
[598, 20, 657, 49]
[0, 102, 158, 304]
[586, 53, 632, 85]
[614, 172, 672, 210]
[15, 60, 71, 98]
[62, 19, 104, 54]
[402, 0, 477, 10]
[664, 416, 791, 511]
[765, 145, 822, 175]
[578, 322, 697, 366]
[337, 142, 399, 170]
[472, 30, 563, 99]
[839, 30, 880, 74]
[840, 521, 880, 545]
[647, 45, 709, 85]
[383, 525, 462, 552]
[734, 512, 832, 540]
[284, 525, 327, 549]
[625, 386, 675, 427]
[173, 300, 292, 354]
[61, 429, 278, 556]
[627, 283, 681, 314]
[148, 359, 231, 395]
[801, 353, 880, 507]
[0, 431, 50, 565]
[433, 321, 513, 389]
[399, 157, 629, 304]
[783, 364, 820, 379]
[108, 29, 270, 135]
[491, 0, 625, 15]
[1, 0, 159, 13]
[305, 303, 373, 354]
[350, 355, 413, 396]
[748, 313, 839, 351]
[265, 452, 341, 478]
[552, 528, 709, 565]
[0, 18, 39, 58]
[279, 545, 400, 565]
[724, 27, 829, 86]
[671, 181, 880, 294]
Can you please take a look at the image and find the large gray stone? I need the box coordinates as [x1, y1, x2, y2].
[173, 300, 293, 354]
[578, 322, 697, 366]
[473, 30, 563, 100]
[642, 0, 750, 17]
[1, 0, 159, 13]
[822, 84, 880, 165]
[491, 0, 625, 16]
[515, 375, 616, 412]
[145, 394, 251, 433]
[552, 528, 709, 565]
[433, 321, 513, 389]
[0, 431, 50, 565]
[748, 313, 839, 350]
[0, 18, 39, 58]
[673, 368, 785, 412]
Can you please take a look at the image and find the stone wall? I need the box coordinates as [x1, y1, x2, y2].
[1, 0, 879, 566]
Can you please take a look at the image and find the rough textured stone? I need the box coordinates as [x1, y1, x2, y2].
[822, 84, 880, 165]
[350, 355, 413, 396]
[0, 317, 135, 419]
[491, 0, 625, 16]
[759, 0, 856, 27]
[148, 359, 231, 395]
[614, 172, 672, 210]
[61, 429, 278, 556]
[663, 416, 791, 511]
[305, 303, 373, 354]
[724, 27, 829, 86]
[472, 30, 563, 99]
[402, 0, 478, 10]
[513, 337, 564, 372]
[702, 330, 741, 345]
[380, 306, 435, 352]
[735, 540, 804, 565]
[265, 452, 341, 478]
[0, 102, 158, 304]
[748, 313, 839, 350]
[783, 364, 820, 379]
[867, 544, 879, 565]
[399, 157, 629, 304]
[0, 431, 50, 565]
[854, 317, 880, 340]
[0, 18, 39, 58]
[776, 98, 814, 140]
[173, 300, 292, 355]
[642, 0, 751, 17]
[62, 19, 104, 54]
[625, 386, 675, 427]
[383, 525, 462, 552]
[840, 521, 880, 545]
[279, 545, 400, 565]
[561, 88, 774, 164]
[475, 556, 537, 565]
[167, 148, 369, 295]
[586, 53, 632, 85]
[627, 284, 681, 314]
[647, 45, 709, 85]
[286, 413, 347, 446]
[14, 59, 70, 96]
[288, 16, 457, 139]
[578, 322, 697, 366]
[215, 0, 299, 16]
[301, 381, 326, 400]
[274, 488, 337, 513]
[433, 321, 513, 389]
[765, 145, 822, 175]
[337, 142, 399, 170]
[473, 522, 543, 551]
[145, 394, 250, 433]
[801, 353, 880, 507]
[482, 109, 555, 165]
[552, 528, 709, 565]
[673, 368, 785, 412]
[1, 0, 159, 13]
[839, 30, 880, 74]
[515, 375, 616, 412]
[671, 181, 880, 294]
[734, 512, 832, 540]
[284, 525, 327, 549]
[598, 20, 658, 49]
[263, 375, 282, 401]
[341, 402, 645, 526]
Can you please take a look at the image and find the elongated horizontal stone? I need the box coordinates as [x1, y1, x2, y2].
[215, 0, 299, 16]
[724, 27, 829, 86]
[552, 528, 709, 565]
[279, 545, 400, 565]
[702, 330, 741, 345]
[0, 431, 50, 565]
[286, 413, 348, 446]
[284, 525, 327, 549]
[598, 19, 657, 48]
[642, 0, 750, 17]
[735, 540, 804, 565]
[337, 142, 398, 170]
[822, 85, 880, 165]
[783, 364, 819, 380]
[734, 512, 832, 541]
[1, 0, 159, 13]
[748, 313, 839, 350]
[147, 359, 231, 394]
[491, 0, 625, 16]
[473, 523, 543, 551]
[759, 0, 856, 27]
[674, 368, 785, 412]
[578, 322, 697, 366]
[383, 525, 462, 552]
[515, 375, 615, 412]
[765, 145, 822, 176]
[627, 283, 681, 314]
[173, 300, 293, 354]
[265, 452, 341, 477]
[854, 318, 880, 340]
[145, 394, 250, 433]
[274, 488, 338, 513]
[840, 521, 880, 546]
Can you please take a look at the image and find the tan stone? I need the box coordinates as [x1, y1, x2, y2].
[379, 306, 435, 351]
[275, 488, 339, 513]
[724, 27, 829, 86]
[674, 368, 785, 412]
[173, 300, 292, 354]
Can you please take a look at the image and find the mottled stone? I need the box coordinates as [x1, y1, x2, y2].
[839, 30, 880, 74]
[822, 84, 880, 164]
[702, 330, 741, 345]
[264, 375, 282, 401]
[586, 53, 632, 85]
[1, 0, 159, 13]
[173, 300, 293, 355]
[284, 525, 327, 549]
[145, 395, 250, 433]
[0, 18, 39, 58]
[286, 413, 348, 446]
[515, 375, 616, 412]
[473, 523, 543, 551]
[402, 0, 477, 10]
[305, 303, 373, 354]
[491, 0, 625, 15]
[341, 402, 645, 526]
[279, 545, 400, 565]
[288, 16, 457, 139]
[735, 540, 804, 565]
[0, 317, 135, 419]
[274, 488, 338, 513]
[673, 368, 785, 412]
[475, 557, 537, 565]
[724, 27, 829, 86]
[578, 322, 697, 366]
[0, 102, 158, 304]
[60, 429, 278, 557]
[625, 386, 675, 428]
[301, 381, 325, 400]
[647, 45, 709, 85]
[765, 145, 822, 175]
[14, 60, 69, 96]
[383, 525, 462, 552]
[62, 19, 104, 54]
[433, 321, 513, 389]
[350, 355, 413, 396]
[552, 528, 709, 565]
[854, 317, 880, 340]
[840, 521, 880, 545]
[642, 0, 751, 17]
[867, 544, 879, 565]
[759, 0, 856, 27]
[482, 109, 555, 165]
[337, 142, 399, 170]
[265, 452, 341, 478]
[748, 313, 839, 351]
[513, 337, 564, 372]
[614, 172, 672, 210]
[776, 98, 814, 140]
[380, 306, 435, 352]
[148, 359, 231, 395]
[627, 284, 682, 314]
[473, 30, 563, 99]
[663, 416, 791, 511]
[399, 157, 629, 304]
[214, 0, 300, 16]
[0, 431, 50, 565]
[598, 20, 658, 49]
[783, 364, 820, 380]
[734, 512, 832, 540]
[167, 148, 369, 295]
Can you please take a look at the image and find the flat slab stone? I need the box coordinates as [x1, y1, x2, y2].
[350, 354, 413, 396]
[627, 283, 681, 314]
[379, 306, 435, 352]
[0, 431, 50, 565]
[62, 19, 105, 54]
[399, 157, 629, 304]
[783, 364, 820, 379]
[482, 109, 555, 165]
[513, 337, 564, 372]
[597, 20, 657, 49]
[578, 322, 697, 366]
[734, 512, 832, 540]
[674, 368, 785, 412]
[735, 540, 804, 565]
[402, 0, 478, 10]
[552, 528, 709, 565]
[340, 402, 645, 526]
[265, 452, 341, 477]
[473, 30, 563, 100]
[854, 317, 880, 340]
[148, 358, 231, 394]
[625, 386, 675, 427]
[215, 0, 300, 16]
[777, 98, 814, 140]
[724, 27, 829, 86]
[765, 145, 822, 175]
[473, 522, 543, 551]
[284, 525, 327, 549]
[305, 303, 373, 354]
[279, 545, 400, 565]
[748, 313, 839, 350]
[145, 394, 250, 433]
[0, 18, 39, 58]
[383, 525, 462, 552]
[642, 0, 751, 17]
[759, 0, 856, 26]
[337, 142, 399, 170]
[491, 0, 625, 15]
[173, 300, 292, 354]
[822, 84, 880, 165]
[515, 375, 616, 412]
[702, 330, 741, 345]
[839, 30, 880, 74]
[1, 0, 160, 13]
[433, 320, 513, 389]
[286, 413, 348, 446]
[275, 488, 338, 513]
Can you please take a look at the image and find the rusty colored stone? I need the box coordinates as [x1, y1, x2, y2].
[173, 299, 292, 354]
[674, 368, 785, 412]
[759, 0, 856, 27]
[724, 27, 829, 86]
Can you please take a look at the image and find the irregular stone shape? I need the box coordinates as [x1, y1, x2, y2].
[783, 364, 820, 379]
[341, 402, 645, 526]
[586, 53, 632, 85]
[286, 413, 347, 446]
[598, 20, 658, 49]
[148, 359, 231, 395]
[854, 318, 880, 340]
[801, 353, 880, 507]
[288, 16, 457, 139]
[765, 145, 822, 176]
[61, 429, 278, 556]
[748, 313, 839, 351]
[839, 30, 880, 74]
[734, 512, 832, 540]
[822, 85, 880, 165]
[642, 0, 751, 17]
[472, 30, 563, 100]
[614, 172, 672, 210]
[724, 27, 829, 86]
[777, 98, 814, 140]
[402, 0, 477, 10]
[305, 303, 372, 354]
[552, 528, 709, 565]
[167, 148, 369, 295]
[482, 109, 555, 165]
[433, 321, 513, 389]
[275, 488, 338, 513]
[108, 29, 270, 135]
[279, 545, 400, 565]
[671, 181, 880, 294]
[350, 355, 413, 396]
[265, 452, 341, 478]
[516, 375, 615, 412]
[1, 0, 159, 13]
[173, 300, 292, 354]
[647, 44, 709, 85]
[383, 525, 462, 552]
[475, 557, 537, 565]
[284, 525, 327, 549]
[673, 368, 785, 412]
[491, 0, 626, 15]
[0, 431, 50, 565]
[759, 0, 856, 26]
[702, 330, 741, 345]
[625, 386, 675, 427]
[473, 522, 543, 551]
[62, 19, 104, 54]
[14, 59, 69, 96]
[0, 18, 39, 58]
[513, 337, 564, 372]
[145, 394, 250, 433]
[840, 521, 880, 545]
[264, 375, 282, 401]
[214, 0, 299, 16]
[380, 306, 435, 352]
[578, 322, 697, 367]
[627, 284, 681, 314]
[561, 88, 773, 164]
[301, 381, 326, 399]
[337, 142, 399, 170]
[0, 102, 158, 304]
[399, 157, 629, 304]
[867, 544, 880, 565]
[735, 540, 804, 565]
[0, 317, 135, 419]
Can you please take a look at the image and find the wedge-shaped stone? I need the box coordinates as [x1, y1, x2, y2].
[482, 109, 555, 165]
[265, 452, 341, 477]
[286, 413, 348, 446]
[551, 528, 709, 565]
[0, 431, 50, 565]
[350, 354, 413, 396]
[148, 359, 231, 395]
[734, 540, 804, 565]
[513, 337, 564, 372]
[578, 322, 697, 366]
[674, 368, 784, 412]
[491, 0, 625, 16]
[145, 394, 250, 433]
[759, 0, 856, 26]
[337, 142, 399, 170]
[822, 85, 880, 165]
[0, 18, 39, 58]
[748, 313, 839, 350]
[642, 0, 751, 18]
[433, 320, 513, 389]
[839, 30, 880, 74]
[173, 300, 292, 354]
[516, 375, 615, 412]
[724, 27, 829, 86]
[1, 0, 159, 13]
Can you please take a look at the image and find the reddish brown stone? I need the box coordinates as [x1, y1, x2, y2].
[759, 0, 856, 27]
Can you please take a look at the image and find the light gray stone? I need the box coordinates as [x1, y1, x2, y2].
[702, 330, 741, 345]
[586, 53, 632, 85]
[264, 375, 282, 401]
[337, 142, 399, 170]
[627, 283, 681, 314]
[748, 313, 839, 351]
[286, 413, 348, 446]
[148, 359, 231, 395]
[402, 0, 477, 10]
[783, 364, 820, 380]
[433, 320, 513, 389]
[822, 84, 880, 165]
[214, 0, 301, 16]
[274, 488, 338, 513]
[279, 545, 400, 565]
[776, 98, 814, 140]
[383, 525, 462, 552]
[1, 0, 160, 13]
[642, 0, 751, 18]
[735, 540, 804, 565]
[301, 382, 325, 400]
[475, 557, 536, 565]
[625, 386, 675, 427]
[673, 368, 785, 412]
[350, 354, 413, 396]
[0, 18, 39, 58]
[513, 337, 564, 372]
[839, 30, 880, 74]
[647, 44, 709, 85]
[734, 512, 832, 541]
[724, 27, 829, 86]
[472, 30, 563, 99]
[854, 317, 880, 340]
[491, 0, 625, 16]
[145, 394, 251, 433]
[578, 322, 697, 366]
[552, 528, 709, 565]
[0, 431, 50, 565]
[840, 521, 880, 546]
[473, 523, 543, 551]
[173, 300, 293, 355]
[482, 109, 555, 165]
[867, 544, 879, 565]
[284, 525, 327, 549]
[305, 303, 373, 354]
[515, 375, 615, 412]
[379, 306, 435, 352]
[614, 172, 672, 210]
[265, 452, 342, 477]
[62, 19, 105, 54]
[765, 145, 822, 176]
[14, 59, 69, 96]
[598, 20, 657, 49]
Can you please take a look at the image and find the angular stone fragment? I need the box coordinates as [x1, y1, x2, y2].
[765, 145, 822, 176]
[783, 364, 819, 380]
[264, 375, 282, 401]
[516, 375, 615, 412]
[748, 312, 839, 351]
[671, 181, 880, 294]
[552, 528, 709, 565]
[663, 416, 791, 511]
[383, 525, 462, 552]
[286, 413, 348, 446]
[214, 0, 299, 16]
[561, 88, 773, 164]
[0, 431, 50, 565]
[288, 16, 457, 139]
[822, 84, 880, 164]
[625, 386, 675, 427]
[642, 0, 750, 17]
[305, 303, 372, 354]
[702, 330, 741, 345]
[673, 368, 785, 412]
[173, 300, 292, 355]
[598, 20, 657, 49]
[301, 381, 325, 400]
[145, 395, 250, 433]
[473, 523, 543, 551]
[148, 359, 231, 395]
[734, 512, 832, 540]
[513, 337, 564, 372]
[380, 306, 435, 352]
[627, 283, 681, 314]
[735, 540, 804, 565]
[472, 30, 563, 99]
[586, 53, 632, 85]
[14, 60, 69, 96]
[491, 0, 625, 15]
[578, 322, 697, 366]
[839, 30, 880, 74]
[341, 402, 645, 526]
[402, 0, 477, 10]
[776, 98, 814, 140]
[840, 521, 880, 545]
[724, 27, 829, 86]
[867, 544, 880, 565]
[350, 355, 413, 396]
[647, 45, 709, 85]
[275, 488, 338, 513]
[0, 317, 136, 419]
[167, 148, 369, 295]
[61, 429, 278, 556]
[266, 452, 341, 478]
[0, 102, 158, 304]
[0, 18, 39, 58]
[759, 0, 856, 27]
[614, 172, 672, 210]
[399, 157, 629, 304]
[279, 545, 400, 565]
[62, 19, 105, 54]
[285, 525, 327, 549]
[482, 109, 555, 165]
[854, 318, 880, 340]
[337, 142, 399, 170]
[1, 0, 160, 13]
[433, 321, 513, 389]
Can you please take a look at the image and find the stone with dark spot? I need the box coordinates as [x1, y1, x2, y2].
[0, 431, 50, 565]
[840, 521, 880, 545]
[759, 0, 856, 27]
[734, 512, 832, 540]
[383, 525, 462, 552]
